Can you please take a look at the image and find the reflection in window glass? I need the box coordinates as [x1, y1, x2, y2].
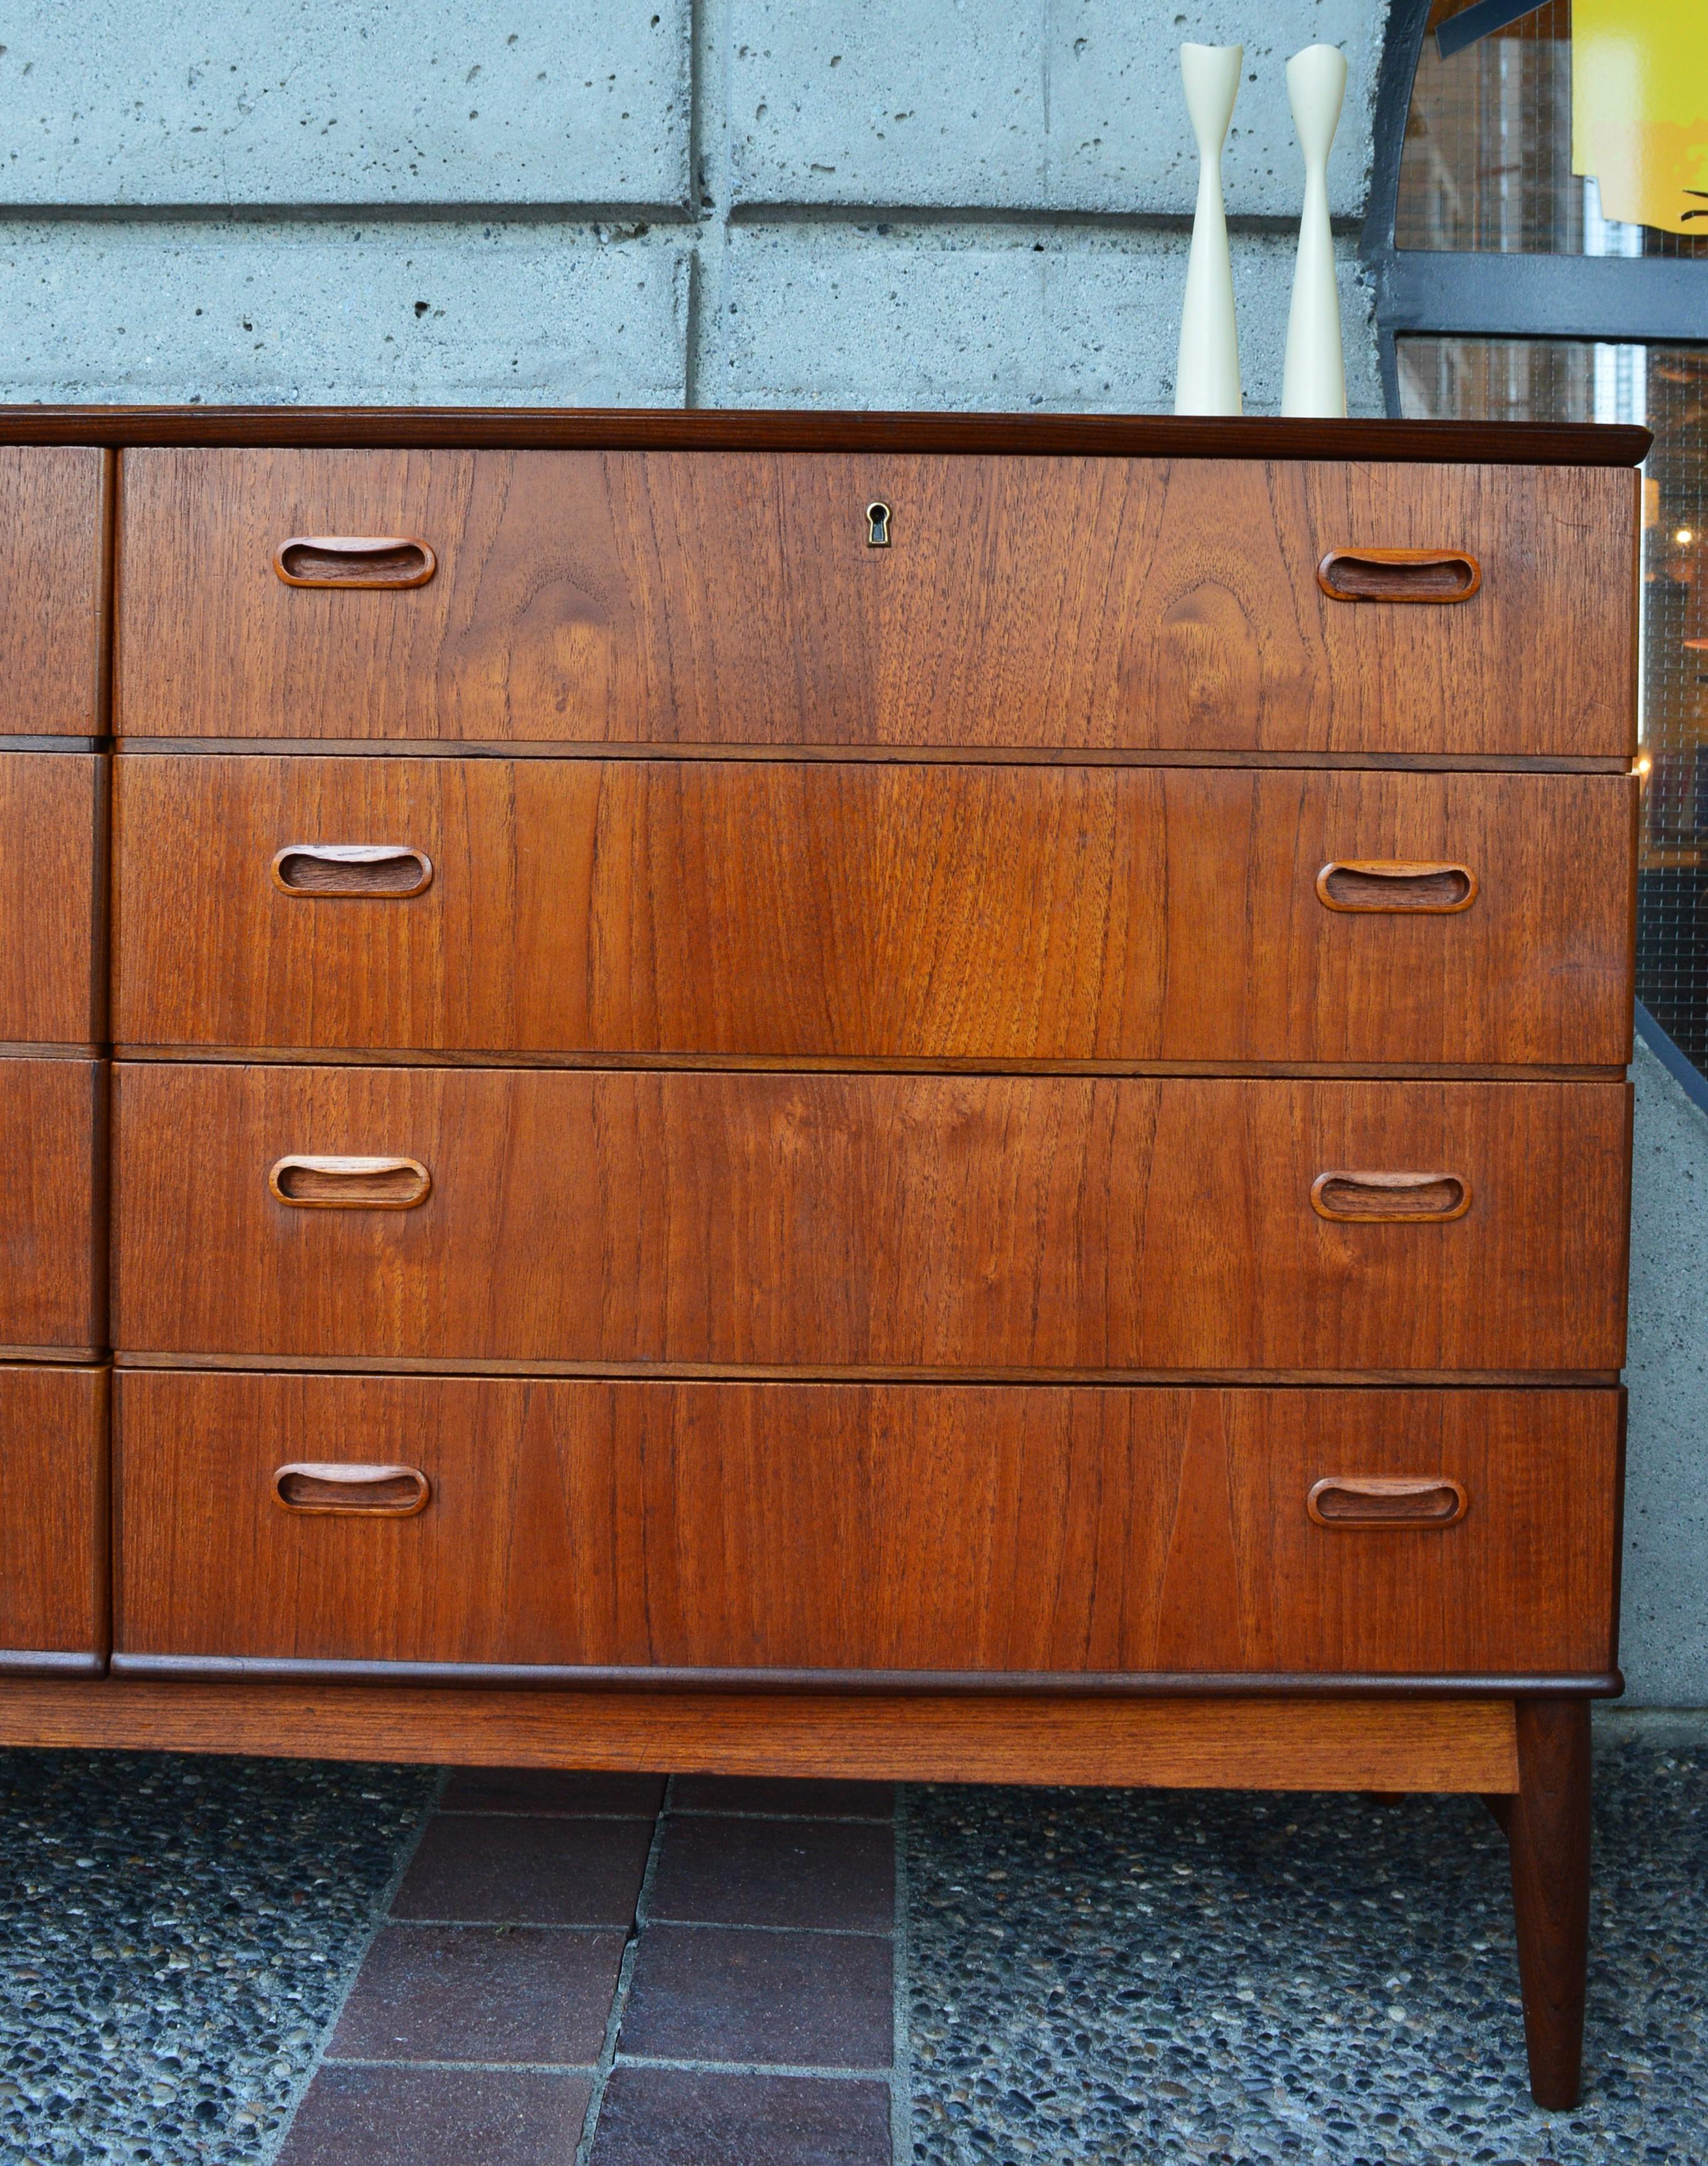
[1396, 1, 1707, 260]
[1399, 338, 1708, 1075]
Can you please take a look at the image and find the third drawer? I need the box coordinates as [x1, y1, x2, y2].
[111, 1064, 1631, 1373]
[112, 755, 1634, 1066]
[110, 1372, 1622, 1681]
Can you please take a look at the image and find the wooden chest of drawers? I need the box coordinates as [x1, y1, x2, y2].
[0, 406, 1644, 2110]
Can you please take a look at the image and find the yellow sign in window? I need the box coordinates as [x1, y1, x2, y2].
[1572, 0, 1708, 233]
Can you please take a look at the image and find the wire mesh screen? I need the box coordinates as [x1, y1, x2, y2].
[1392, 4, 1708, 1079]
[1399, 337, 1708, 1076]
[1397, 1, 1708, 260]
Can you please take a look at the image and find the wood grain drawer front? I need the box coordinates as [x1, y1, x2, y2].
[111, 1373, 1620, 1679]
[111, 1066, 1629, 1373]
[0, 1364, 108, 1671]
[116, 448, 1633, 757]
[0, 754, 103, 1043]
[114, 757, 1635, 1067]
[0, 1059, 104, 1356]
[0, 448, 107, 739]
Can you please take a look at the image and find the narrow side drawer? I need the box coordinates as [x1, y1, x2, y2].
[0, 1057, 106, 1356]
[0, 446, 108, 738]
[0, 752, 104, 1043]
[0, 1363, 108, 1672]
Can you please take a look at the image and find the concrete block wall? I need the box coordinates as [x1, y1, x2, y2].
[0, 0, 1384, 409]
[3, 0, 1704, 1701]
[1622, 1043, 1708, 1703]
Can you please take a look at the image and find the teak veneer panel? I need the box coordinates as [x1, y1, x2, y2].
[112, 1374, 1620, 1679]
[114, 756, 1636, 1068]
[0, 753, 104, 1043]
[0, 1365, 108, 1670]
[116, 449, 1634, 757]
[0, 447, 107, 739]
[0, 1057, 105, 1354]
[111, 1066, 1630, 1372]
[0, 1677, 1521, 1792]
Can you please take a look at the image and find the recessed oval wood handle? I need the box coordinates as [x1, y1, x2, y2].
[1317, 548, 1481, 603]
[269, 1155, 432, 1208]
[1307, 1475, 1468, 1528]
[274, 536, 437, 588]
[272, 845, 434, 898]
[1311, 1170, 1470, 1222]
[273, 1462, 431, 1516]
[1316, 861, 1477, 913]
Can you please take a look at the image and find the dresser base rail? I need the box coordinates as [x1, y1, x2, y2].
[0, 1676, 1520, 1791]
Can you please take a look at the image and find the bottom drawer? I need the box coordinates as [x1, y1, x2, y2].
[112, 1373, 1621, 1683]
[0, 1363, 108, 1672]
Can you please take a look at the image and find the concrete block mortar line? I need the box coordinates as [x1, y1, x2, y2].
[723, 200, 1364, 236]
[891, 1783, 914, 2166]
[0, 197, 1359, 238]
[687, 0, 734, 408]
[255, 1762, 451, 2166]
[0, 200, 698, 227]
[573, 1785, 674, 2166]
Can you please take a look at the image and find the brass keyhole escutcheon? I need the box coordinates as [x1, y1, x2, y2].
[866, 501, 892, 548]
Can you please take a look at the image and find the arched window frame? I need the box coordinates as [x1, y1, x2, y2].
[1362, 0, 1707, 418]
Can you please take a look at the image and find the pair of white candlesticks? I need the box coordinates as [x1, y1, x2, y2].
[1176, 42, 1347, 418]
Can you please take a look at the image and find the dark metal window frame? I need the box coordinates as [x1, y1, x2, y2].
[1362, 0, 1708, 1116]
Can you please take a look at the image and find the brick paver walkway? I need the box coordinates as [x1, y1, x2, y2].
[274, 1771, 903, 2165]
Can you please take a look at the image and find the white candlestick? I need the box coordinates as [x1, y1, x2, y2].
[1175, 43, 1244, 417]
[1281, 43, 1348, 419]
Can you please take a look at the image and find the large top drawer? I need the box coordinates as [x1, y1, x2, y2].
[116, 449, 1635, 757]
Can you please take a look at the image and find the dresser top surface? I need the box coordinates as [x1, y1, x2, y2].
[0, 406, 1652, 466]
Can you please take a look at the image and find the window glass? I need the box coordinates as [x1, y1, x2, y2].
[1396, 0, 1708, 259]
[1399, 336, 1708, 1073]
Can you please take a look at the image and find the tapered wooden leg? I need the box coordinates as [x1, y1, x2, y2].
[1507, 1698, 1592, 2110]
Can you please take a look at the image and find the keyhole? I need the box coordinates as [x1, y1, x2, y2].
[866, 501, 892, 548]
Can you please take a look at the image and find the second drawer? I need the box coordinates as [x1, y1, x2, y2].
[112, 755, 1635, 1066]
[0, 752, 104, 1045]
[111, 1371, 1621, 1680]
[111, 1065, 1629, 1373]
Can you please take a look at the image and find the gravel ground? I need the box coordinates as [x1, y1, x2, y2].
[0, 1752, 436, 2166]
[905, 1742, 1708, 2165]
[2, 1739, 1701, 2163]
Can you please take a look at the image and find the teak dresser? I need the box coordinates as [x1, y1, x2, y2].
[0, 408, 1642, 2108]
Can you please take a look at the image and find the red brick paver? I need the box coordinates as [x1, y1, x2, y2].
[274, 1770, 904, 2163]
